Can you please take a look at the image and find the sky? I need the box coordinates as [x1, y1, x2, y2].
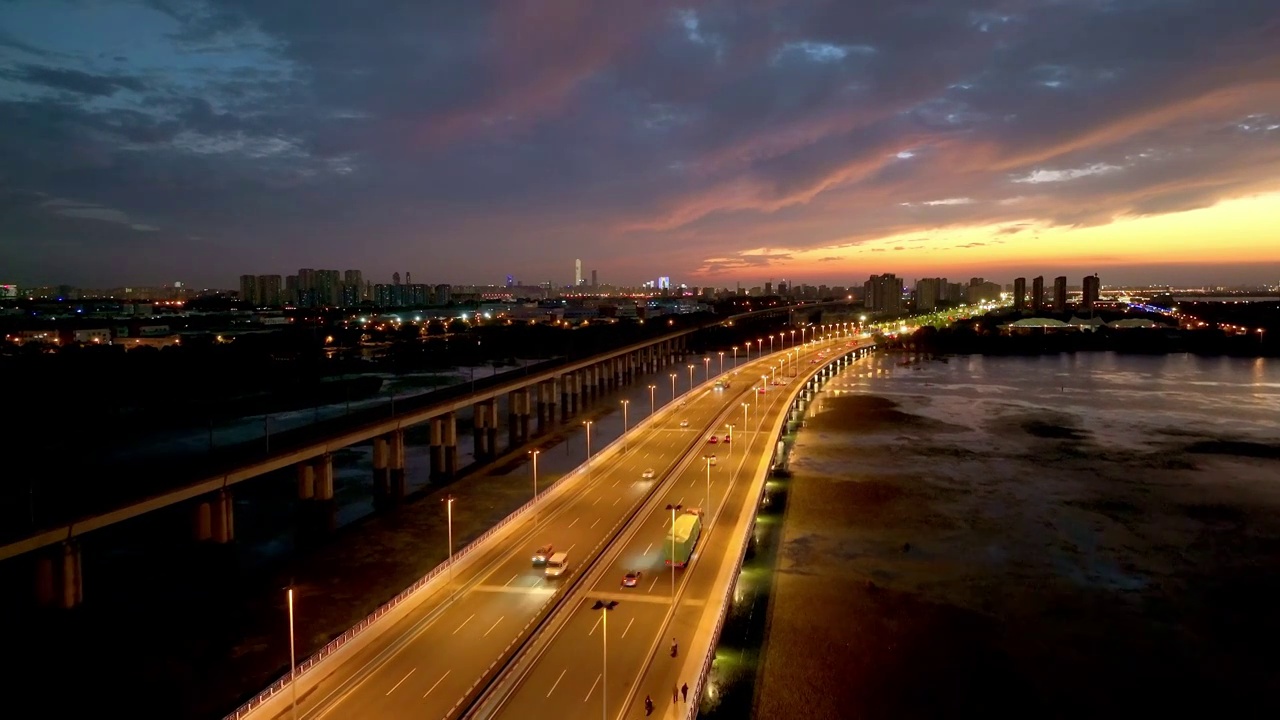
[1, 0, 1278, 290]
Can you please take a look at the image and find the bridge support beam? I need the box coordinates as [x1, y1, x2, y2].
[508, 388, 531, 449]
[372, 436, 390, 497]
[297, 463, 315, 500]
[386, 430, 406, 502]
[537, 379, 556, 435]
[431, 413, 458, 480]
[473, 399, 498, 460]
[34, 541, 83, 609]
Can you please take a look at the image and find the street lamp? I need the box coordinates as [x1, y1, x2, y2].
[790, 329, 796, 348]
[670, 373, 677, 402]
[444, 495, 455, 581]
[701, 455, 714, 515]
[287, 587, 297, 720]
[665, 503, 682, 602]
[529, 449, 540, 526]
[590, 600, 618, 720]
[756, 338, 763, 356]
[703, 356, 710, 382]
[731, 345, 738, 368]
[648, 384, 656, 416]
[741, 402, 749, 429]
[718, 351, 725, 375]
[620, 400, 629, 451]
[584, 420, 593, 471]
[769, 334, 775, 353]
[687, 364, 695, 392]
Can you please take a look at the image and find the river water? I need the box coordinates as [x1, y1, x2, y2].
[752, 352, 1280, 718]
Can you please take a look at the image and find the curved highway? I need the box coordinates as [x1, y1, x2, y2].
[476, 338, 854, 720]
[248, 345, 804, 720]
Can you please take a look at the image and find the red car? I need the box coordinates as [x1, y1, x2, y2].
[757, 387, 767, 393]
[707, 436, 718, 444]
[622, 571, 642, 587]
[722, 435, 730, 444]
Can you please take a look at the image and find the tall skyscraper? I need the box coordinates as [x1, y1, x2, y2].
[1053, 276, 1068, 311]
[257, 275, 283, 306]
[239, 274, 257, 305]
[863, 274, 904, 314]
[392, 271, 401, 285]
[1082, 274, 1101, 308]
[1032, 276, 1044, 312]
[591, 269, 598, 287]
[657, 276, 671, 290]
[1012, 277, 1026, 310]
[916, 278, 944, 310]
[574, 259, 583, 286]
[405, 271, 411, 285]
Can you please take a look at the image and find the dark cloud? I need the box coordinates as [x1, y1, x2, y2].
[6, 64, 147, 96]
[0, 0, 1277, 287]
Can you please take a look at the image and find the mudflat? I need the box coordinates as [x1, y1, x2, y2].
[756, 355, 1280, 719]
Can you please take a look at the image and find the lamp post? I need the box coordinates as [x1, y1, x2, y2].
[670, 373, 677, 402]
[741, 402, 749, 429]
[584, 420, 593, 472]
[790, 329, 796, 348]
[701, 455, 713, 514]
[769, 334, 775, 354]
[731, 345, 738, 368]
[529, 449, 540, 526]
[648, 384, 656, 415]
[620, 400, 629, 451]
[590, 600, 618, 720]
[287, 587, 297, 720]
[665, 503, 682, 602]
[718, 351, 724, 375]
[703, 356, 710, 383]
[687, 364, 695, 392]
[756, 338, 763, 356]
[445, 495, 455, 582]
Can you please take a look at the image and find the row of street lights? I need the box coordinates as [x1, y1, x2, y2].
[283, 326, 852, 718]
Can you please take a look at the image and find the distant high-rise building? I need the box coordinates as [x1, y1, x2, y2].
[1082, 274, 1101, 308]
[239, 274, 257, 305]
[1012, 277, 1026, 310]
[863, 273, 904, 315]
[285, 275, 299, 305]
[1032, 276, 1044, 312]
[343, 269, 364, 307]
[257, 275, 283, 307]
[393, 272, 401, 286]
[1053, 276, 1068, 311]
[506, 275, 514, 288]
[591, 269, 598, 287]
[405, 271, 411, 285]
[657, 276, 671, 290]
[915, 278, 944, 310]
[575, 259, 583, 286]
[434, 283, 452, 305]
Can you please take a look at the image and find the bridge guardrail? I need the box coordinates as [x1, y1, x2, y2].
[682, 339, 872, 719]
[222, 363, 714, 720]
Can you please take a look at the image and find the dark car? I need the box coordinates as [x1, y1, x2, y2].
[622, 571, 642, 587]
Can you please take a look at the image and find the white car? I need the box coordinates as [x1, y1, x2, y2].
[641, 468, 656, 479]
[679, 420, 690, 428]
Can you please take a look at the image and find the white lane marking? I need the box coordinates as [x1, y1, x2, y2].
[621, 617, 635, 639]
[613, 496, 621, 506]
[590, 517, 600, 529]
[504, 574, 517, 587]
[568, 543, 577, 553]
[546, 668, 568, 698]
[649, 575, 660, 592]
[584, 673, 602, 703]
[593, 497, 601, 505]
[423, 670, 450, 698]
[663, 516, 669, 527]
[644, 542, 653, 556]
[677, 496, 684, 506]
[569, 518, 580, 528]
[612, 479, 620, 487]
[484, 616, 504, 637]
[386, 667, 415, 696]
[589, 615, 602, 636]
[452, 614, 474, 635]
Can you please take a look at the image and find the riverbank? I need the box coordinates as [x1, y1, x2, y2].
[754, 352, 1280, 718]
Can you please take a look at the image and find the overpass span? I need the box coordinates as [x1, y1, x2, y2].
[1, 301, 851, 610]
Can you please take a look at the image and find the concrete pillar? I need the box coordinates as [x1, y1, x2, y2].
[483, 398, 499, 459]
[560, 375, 571, 422]
[509, 388, 531, 448]
[430, 417, 445, 479]
[388, 429, 406, 499]
[538, 379, 557, 435]
[297, 463, 315, 500]
[372, 435, 390, 496]
[35, 553, 55, 607]
[60, 541, 83, 609]
[194, 501, 212, 541]
[473, 401, 490, 459]
[315, 454, 335, 501]
[444, 412, 459, 476]
[597, 363, 608, 395]
[212, 489, 234, 544]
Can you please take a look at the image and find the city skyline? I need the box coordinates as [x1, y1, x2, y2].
[2, 1, 1278, 288]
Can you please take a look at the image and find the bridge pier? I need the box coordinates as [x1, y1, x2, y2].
[34, 541, 83, 609]
[194, 489, 235, 544]
[537, 379, 556, 435]
[372, 435, 390, 496]
[431, 413, 458, 480]
[388, 430, 406, 500]
[508, 388, 531, 448]
[473, 398, 498, 460]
